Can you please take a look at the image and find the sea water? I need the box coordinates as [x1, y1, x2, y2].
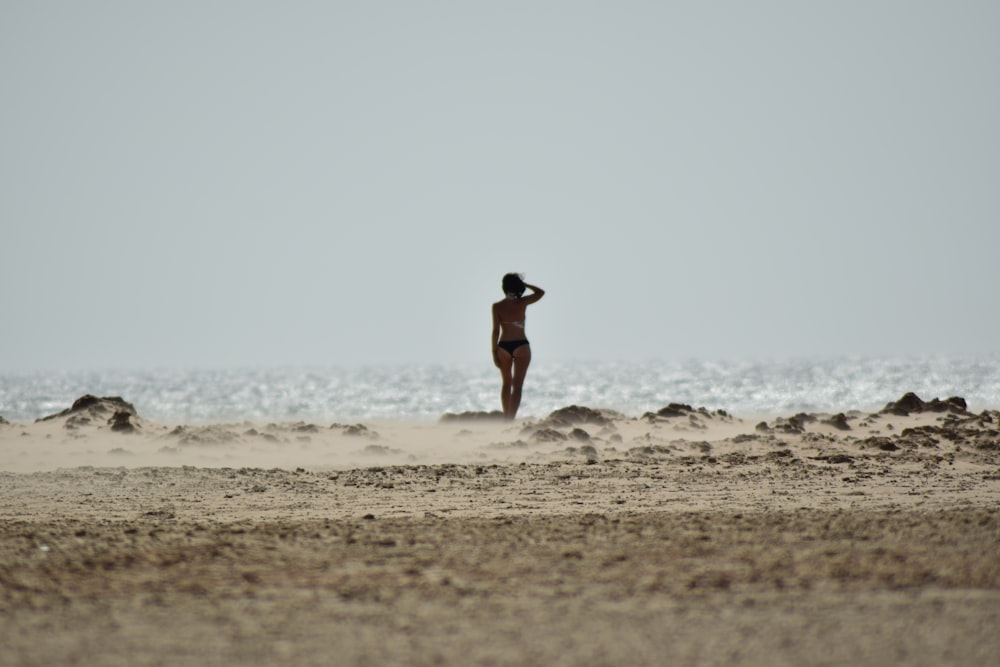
[1, 357, 998, 424]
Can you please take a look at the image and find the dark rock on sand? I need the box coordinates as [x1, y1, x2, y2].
[108, 409, 137, 433]
[823, 413, 852, 431]
[656, 403, 694, 418]
[37, 395, 138, 423]
[812, 454, 854, 464]
[884, 392, 926, 416]
[627, 444, 672, 459]
[168, 426, 241, 445]
[898, 425, 943, 448]
[719, 452, 750, 465]
[882, 393, 968, 417]
[544, 405, 612, 427]
[928, 396, 968, 413]
[569, 428, 591, 442]
[897, 416, 1000, 451]
[646, 404, 710, 422]
[861, 436, 900, 452]
[531, 428, 568, 443]
[645, 405, 731, 423]
[772, 416, 805, 434]
[341, 424, 376, 438]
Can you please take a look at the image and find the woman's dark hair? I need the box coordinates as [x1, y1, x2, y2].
[502, 273, 526, 296]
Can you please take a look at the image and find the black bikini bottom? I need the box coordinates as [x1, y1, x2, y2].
[497, 339, 529, 355]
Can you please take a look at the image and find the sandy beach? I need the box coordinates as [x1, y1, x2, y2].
[1, 394, 998, 666]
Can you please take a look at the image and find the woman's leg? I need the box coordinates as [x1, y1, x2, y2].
[496, 349, 515, 418]
[509, 346, 532, 418]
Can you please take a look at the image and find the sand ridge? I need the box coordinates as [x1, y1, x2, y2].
[1, 392, 998, 475]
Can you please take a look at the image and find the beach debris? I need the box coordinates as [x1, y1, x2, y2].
[811, 454, 855, 464]
[764, 449, 795, 462]
[439, 410, 506, 422]
[719, 452, 750, 465]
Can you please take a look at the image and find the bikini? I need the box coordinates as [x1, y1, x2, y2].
[497, 339, 529, 355]
[497, 320, 528, 355]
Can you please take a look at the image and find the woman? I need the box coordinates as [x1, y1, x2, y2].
[492, 273, 545, 420]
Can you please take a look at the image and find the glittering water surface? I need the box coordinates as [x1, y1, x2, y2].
[2, 358, 999, 423]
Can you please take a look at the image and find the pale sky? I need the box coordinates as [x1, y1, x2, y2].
[2, 1, 998, 371]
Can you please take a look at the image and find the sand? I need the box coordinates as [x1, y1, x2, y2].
[1, 395, 998, 666]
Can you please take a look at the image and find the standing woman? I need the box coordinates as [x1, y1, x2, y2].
[492, 273, 545, 420]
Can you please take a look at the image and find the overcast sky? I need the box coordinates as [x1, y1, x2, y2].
[2, 1, 997, 371]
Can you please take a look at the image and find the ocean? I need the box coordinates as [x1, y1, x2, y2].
[2, 357, 998, 424]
